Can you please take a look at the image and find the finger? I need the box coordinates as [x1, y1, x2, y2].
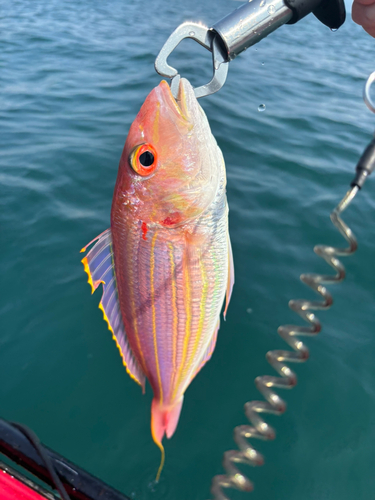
[352, 1, 375, 37]
[353, 0, 375, 6]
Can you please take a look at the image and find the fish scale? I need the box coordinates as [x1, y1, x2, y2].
[82, 78, 234, 480]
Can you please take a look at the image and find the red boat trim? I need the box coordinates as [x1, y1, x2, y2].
[0, 419, 130, 500]
[0, 469, 52, 500]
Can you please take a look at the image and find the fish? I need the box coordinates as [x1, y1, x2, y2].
[81, 78, 234, 480]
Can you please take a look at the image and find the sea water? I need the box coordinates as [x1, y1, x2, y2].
[1, 1, 375, 499]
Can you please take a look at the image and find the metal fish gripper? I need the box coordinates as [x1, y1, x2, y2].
[155, 0, 345, 99]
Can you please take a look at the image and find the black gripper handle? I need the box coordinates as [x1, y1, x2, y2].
[285, 0, 346, 29]
[351, 136, 375, 189]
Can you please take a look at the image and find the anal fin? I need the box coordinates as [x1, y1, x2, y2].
[224, 232, 235, 319]
[81, 229, 146, 391]
[190, 319, 220, 383]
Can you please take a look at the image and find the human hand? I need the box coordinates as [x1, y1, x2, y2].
[352, 0, 375, 37]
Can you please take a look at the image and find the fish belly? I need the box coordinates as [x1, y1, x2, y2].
[111, 196, 228, 406]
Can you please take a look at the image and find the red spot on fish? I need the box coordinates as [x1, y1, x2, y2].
[162, 213, 182, 226]
[141, 221, 148, 240]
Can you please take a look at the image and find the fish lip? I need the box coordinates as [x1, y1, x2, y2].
[158, 79, 191, 122]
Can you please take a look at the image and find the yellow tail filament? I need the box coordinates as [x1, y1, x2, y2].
[155, 441, 165, 483]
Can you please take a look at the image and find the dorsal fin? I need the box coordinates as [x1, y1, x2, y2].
[81, 229, 146, 391]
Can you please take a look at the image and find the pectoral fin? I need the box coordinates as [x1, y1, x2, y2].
[81, 229, 146, 391]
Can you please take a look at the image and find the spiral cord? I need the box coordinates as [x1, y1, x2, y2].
[210, 186, 360, 500]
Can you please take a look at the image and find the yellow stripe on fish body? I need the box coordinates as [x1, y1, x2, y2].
[126, 231, 147, 378]
[150, 231, 164, 405]
[167, 242, 179, 386]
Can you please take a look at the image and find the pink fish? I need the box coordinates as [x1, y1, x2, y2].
[81, 78, 234, 479]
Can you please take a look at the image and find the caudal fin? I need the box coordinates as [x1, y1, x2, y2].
[151, 397, 184, 481]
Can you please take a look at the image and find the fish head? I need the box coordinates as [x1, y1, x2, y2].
[113, 78, 223, 227]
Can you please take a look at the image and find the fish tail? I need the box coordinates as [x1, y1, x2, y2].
[151, 397, 184, 481]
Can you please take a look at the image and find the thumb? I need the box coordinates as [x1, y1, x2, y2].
[352, 0, 375, 37]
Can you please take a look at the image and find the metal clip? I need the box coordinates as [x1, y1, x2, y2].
[154, 22, 228, 99]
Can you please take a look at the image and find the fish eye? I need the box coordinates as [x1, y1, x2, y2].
[130, 143, 158, 177]
[139, 150, 154, 167]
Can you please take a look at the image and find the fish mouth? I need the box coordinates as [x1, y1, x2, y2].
[158, 79, 193, 122]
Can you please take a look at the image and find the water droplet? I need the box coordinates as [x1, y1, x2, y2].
[189, 31, 195, 36]
[260, 0, 266, 6]
[268, 4, 275, 14]
[246, 308, 253, 314]
[249, 0, 253, 3]
[258, 104, 266, 112]
[261, 61, 264, 66]
[330, 28, 338, 32]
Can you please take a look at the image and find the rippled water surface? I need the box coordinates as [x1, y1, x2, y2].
[1, 1, 375, 499]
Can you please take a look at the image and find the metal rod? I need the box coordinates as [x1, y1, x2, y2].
[211, 0, 293, 61]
